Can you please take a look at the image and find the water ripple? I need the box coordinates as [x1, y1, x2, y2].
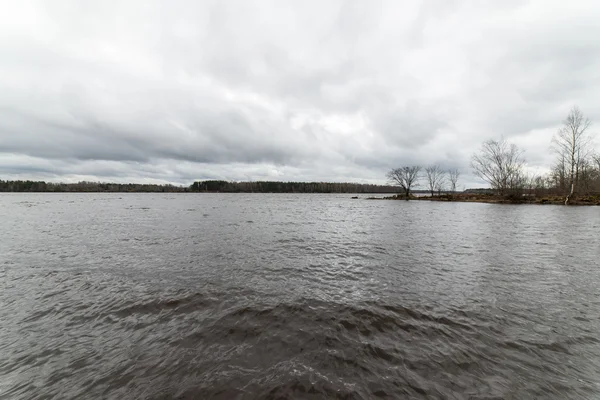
[1, 193, 599, 399]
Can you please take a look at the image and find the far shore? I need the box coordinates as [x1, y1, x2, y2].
[365, 193, 600, 206]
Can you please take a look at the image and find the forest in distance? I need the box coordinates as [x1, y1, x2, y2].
[0, 180, 414, 194]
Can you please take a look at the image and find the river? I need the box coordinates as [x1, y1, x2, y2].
[1, 193, 599, 399]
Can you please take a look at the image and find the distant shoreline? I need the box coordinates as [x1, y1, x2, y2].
[0, 179, 403, 194]
[366, 193, 600, 206]
[4, 191, 599, 205]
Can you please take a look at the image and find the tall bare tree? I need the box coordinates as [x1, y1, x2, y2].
[593, 153, 600, 172]
[593, 154, 600, 192]
[386, 166, 421, 199]
[471, 138, 525, 195]
[448, 168, 460, 192]
[425, 165, 445, 196]
[550, 154, 569, 193]
[552, 106, 592, 203]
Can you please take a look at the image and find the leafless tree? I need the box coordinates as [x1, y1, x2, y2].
[435, 180, 445, 196]
[533, 175, 547, 197]
[523, 172, 546, 197]
[523, 173, 535, 196]
[471, 138, 525, 195]
[593, 155, 600, 192]
[550, 154, 569, 193]
[593, 153, 600, 171]
[425, 165, 445, 196]
[448, 168, 460, 192]
[578, 159, 595, 193]
[552, 106, 592, 203]
[386, 166, 421, 199]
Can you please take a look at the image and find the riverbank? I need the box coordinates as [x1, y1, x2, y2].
[368, 193, 600, 205]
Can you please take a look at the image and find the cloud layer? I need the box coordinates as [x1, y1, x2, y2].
[1, 0, 599, 187]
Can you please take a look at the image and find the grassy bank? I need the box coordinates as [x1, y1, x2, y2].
[371, 193, 600, 205]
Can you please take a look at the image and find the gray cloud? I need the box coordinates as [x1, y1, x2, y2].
[1, 0, 599, 188]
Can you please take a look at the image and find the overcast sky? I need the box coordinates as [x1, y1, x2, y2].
[1, 0, 599, 187]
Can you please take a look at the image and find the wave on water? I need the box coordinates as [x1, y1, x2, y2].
[2, 272, 599, 399]
[2, 194, 600, 399]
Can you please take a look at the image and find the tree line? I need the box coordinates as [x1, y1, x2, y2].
[189, 180, 402, 193]
[1, 179, 406, 194]
[0, 180, 188, 192]
[388, 106, 599, 204]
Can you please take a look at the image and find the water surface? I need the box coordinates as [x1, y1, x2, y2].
[1, 193, 599, 399]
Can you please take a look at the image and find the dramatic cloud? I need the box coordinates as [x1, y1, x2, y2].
[1, 0, 599, 187]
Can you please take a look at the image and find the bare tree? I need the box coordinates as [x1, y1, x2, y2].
[471, 138, 525, 195]
[523, 172, 545, 197]
[551, 154, 569, 193]
[448, 168, 460, 192]
[534, 175, 547, 197]
[552, 106, 592, 203]
[386, 166, 421, 199]
[593, 154, 600, 192]
[425, 165, 445, 197]
[435, 179, 445, 196]
[593, 153, 600, 171]
[578, 158, 595, 193]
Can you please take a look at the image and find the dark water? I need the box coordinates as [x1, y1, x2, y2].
[1, 194, 600, 399]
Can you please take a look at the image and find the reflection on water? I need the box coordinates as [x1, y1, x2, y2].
[1, 193, 599, 399]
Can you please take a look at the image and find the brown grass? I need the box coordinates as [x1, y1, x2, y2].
[381, 193, 600, 205]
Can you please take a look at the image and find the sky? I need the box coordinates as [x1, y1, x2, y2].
[1, 0, 599, 188]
